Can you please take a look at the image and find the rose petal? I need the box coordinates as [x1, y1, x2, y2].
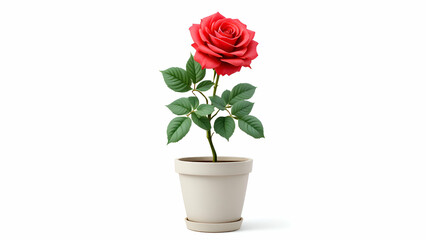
[210, 34, 235, 52]
[235, 29, 255, 48]
[199, 28, 210, 43]
[215, 30, 239, 45]
[232, 19, 247, 29]
[221, 58, 245, 66]
[220, 21, 240, 36]
[221, 58, 251, 67]
[194, 51, 221, 69]
[242, 41, 258, 60]
[215, 62, 242, 76]
[207, 43, 230, 55]
[189, 24, 204, 46]
[207, 43, 247, 57]
[217, 29, 233, 38]
[229, 47, 247, 57]
[243, 59, 252, 67]
[196, 44, 222, 58]
[212, 18, 228, 32]
[201, 12, 225, 31]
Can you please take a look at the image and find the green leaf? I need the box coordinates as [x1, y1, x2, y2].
[161, 67, 192, 92]
[231, 101, 254, 118]
[229, 83, 256, 104]
[196, 80, 214, 91]
[238, 115, 264, 139]
[188, 96, 199, 109]
[186, 54, 206, 83]
[209, 95, 227, 110]
[221, 90, 231, 104]
[166, 98, 192, 115]
[167, 117, 192, 144]
[195, 104, 214, 116]
[214, 116, 235, 141]
[191, 113, 211, 130]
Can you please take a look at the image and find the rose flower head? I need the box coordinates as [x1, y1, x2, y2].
[189, 12, 258, 76]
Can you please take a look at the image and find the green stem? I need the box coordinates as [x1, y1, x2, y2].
[206, 70, 221, 162]
[206, 130, 217, 162]
[211, 109, 220, 118]
[192, 89, 209, 104]
[225, 108, 234, 118]
[213, 71, 220, 96]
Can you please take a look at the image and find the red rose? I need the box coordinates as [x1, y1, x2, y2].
[189, 12, 258, 76]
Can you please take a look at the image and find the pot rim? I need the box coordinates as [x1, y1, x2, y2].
[175, 156, 253, 176]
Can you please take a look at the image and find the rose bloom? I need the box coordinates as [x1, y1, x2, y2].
[190, 12, 258, 76]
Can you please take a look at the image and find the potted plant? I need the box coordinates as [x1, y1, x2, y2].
[161, 12, 264, 232]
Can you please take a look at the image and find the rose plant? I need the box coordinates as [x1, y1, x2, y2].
[161, 12, 264, 162]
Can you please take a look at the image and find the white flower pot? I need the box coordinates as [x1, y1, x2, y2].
[175, 156, 253, 232]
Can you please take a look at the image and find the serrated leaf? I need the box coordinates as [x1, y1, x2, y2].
[238, 115, 264, 139]
[231, 101, 254, 118]
[191, 113, 211, 130]
[214, 116, 235, 141]
[195, 104, 214, 116]
[161, 67, 192, 92]
[196, 80, 214, 91]
[188, 96, 199, 109]
[186, 54, 206, 83]
[229, 83, 256, 104]
[222, 90, 231, 104]
[167, 117, 192, 144]
[209, 95, 227, 110]
[166, 98, 192, 115]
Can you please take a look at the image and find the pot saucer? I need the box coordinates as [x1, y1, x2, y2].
[185, 217, 243, 232]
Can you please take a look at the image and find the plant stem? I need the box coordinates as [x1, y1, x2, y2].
[211, 109, 220, 118]
[192, 89, 209, 104]
[213, 72, 220, 96]
[206, 130, 217, 162]
[225, 108, 234, 118]
[206, 70, 221, 162]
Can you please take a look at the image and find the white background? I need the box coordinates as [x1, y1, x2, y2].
[1, 0, 425, 239]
